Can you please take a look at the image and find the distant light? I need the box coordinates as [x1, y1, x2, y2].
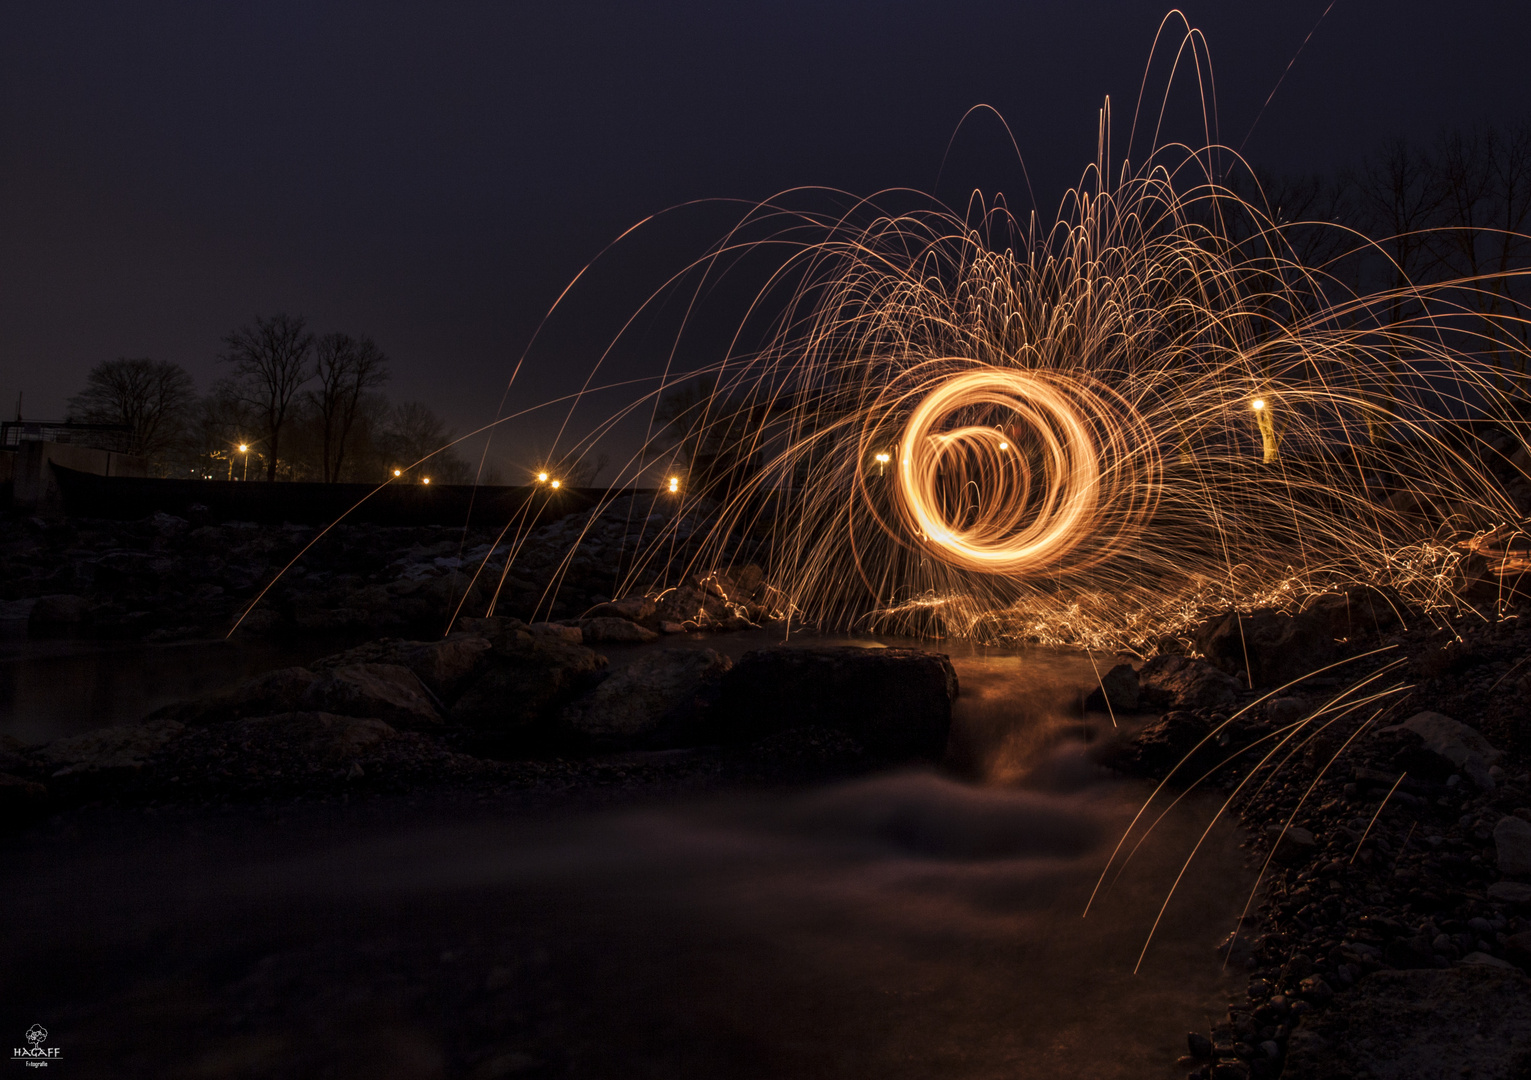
[998, 441, 1009, 451]
[668, 476, 680, 493]
[422, 477, 431, 485]
[550, 479, 561, 489]
[536, 471, 549, 483]
[238, 444, 248, 452]
[874, 452, 890, 464]
[393, 468, 402, 477]
[1252, 398, 1266, 411]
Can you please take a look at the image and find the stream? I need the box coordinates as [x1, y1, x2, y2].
[0, 630, 1252, 1079]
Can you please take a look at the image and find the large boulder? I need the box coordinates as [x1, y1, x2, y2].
[1138, 655, 1242, 711]
[231, 712, 396, 766]
[35, 718, 186, 777]
[1379, 711, 1502, 791]
[1495, 816, 1531, 876]
[712, 646, 957, 759]
[27, 594, 91, 635]
[451, 634, 608, 734]
[310, 635, 491, 699]
[578, 617, 660, 644]
[1193, 608, 1335, 689]
[298, 664, 443, 730]
[152, 666, 319, 726]
[563, 648, 732, 743]
[583, 596, 657, 623]
[1102, 710, 1213, 777]
[1084, 662, 1140, 713]
[1282, 965, 1531, 1079]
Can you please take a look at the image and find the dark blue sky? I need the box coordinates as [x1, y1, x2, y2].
[3, 1, 1529, 471]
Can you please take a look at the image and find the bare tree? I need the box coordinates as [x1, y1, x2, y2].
[221, 313, 314, 481]
[380, 400, 471, 483]
[66, 357, 196, 465]
[1427, 123, 1531, 387]
[307, 332, 389, 481]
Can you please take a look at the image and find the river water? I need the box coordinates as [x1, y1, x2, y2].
[0, 629, 1252, 1078]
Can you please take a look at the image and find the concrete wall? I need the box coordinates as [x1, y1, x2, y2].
[12, 441, 147, 511]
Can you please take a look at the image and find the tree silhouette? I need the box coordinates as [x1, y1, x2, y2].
[221, 313, 314, 481]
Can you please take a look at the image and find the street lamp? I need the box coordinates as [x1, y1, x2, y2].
[536, 471, 549, 483]
[393, 468, 402, 478]
[668, 476, 680, 493]
[874, 451, 890, 476]
[550, 479, 561, 489]
[422, 477, 431, 485]
[238, 443, 250, 481]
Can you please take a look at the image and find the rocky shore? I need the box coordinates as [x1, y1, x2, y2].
[10, 504, 1531, 1077]
[1093, 596, 1531, 1080]
[1, 496, 774, 643]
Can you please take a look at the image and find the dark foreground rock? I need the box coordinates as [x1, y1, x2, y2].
[714, 646, 958, 759]
[1194, 608, 1336, 690]
[1282, 965, 1531, 1079]
[562, 648, 732, 745]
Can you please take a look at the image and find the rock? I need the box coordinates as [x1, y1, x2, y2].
[232, 712, 396, 765]
[451, 636, 608, 734]
[1267, 825, 1318, 865]
[1462, 952, 1517, 969]
[35, 719, 185, 777]
[1281, 966, 1531, 1079]
[299, 664, 443, 729]
[27, 594, 91, 634]
[311, 636, 492, 699]
[0, 598, 39, 621]
[1104, 710, 1211, 777]
[1300, 588, 1400, 638]
[162, 666, 321, 725]
[1084, 662, 1140, 712]
[1495, 817, 1531, 876]
[1383, 936, 1436, 970]
[578, 617, 660, 644]
[1380, 711, 1502, 791]
[1193, 608, 1335, 689]
[1138, 655, 1242, 711]
[1297, 975, 1333, 1003]
[529, 622, 583, 645]
[0, 772, 49, 815]
[1487, 881, 1531, 905]
[712, 646, 958, 759]
[583, 596, 657, 623]
[1265, 696, 1308, 727]
[1211, 1063, 1249, 1080]
[563, 648, 732, 742]
[1188, 1032, 1214, 1059]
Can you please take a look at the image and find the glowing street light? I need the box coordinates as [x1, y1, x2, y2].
[393, 468, 402, 477]
[238, 443, 250, 481]
[536, 471, 549, 483]
[668, 476, 680, 493]
[998, 441, 1009, 451]
[874, 451, 891, 476]
[1251, 398, 1266, 412]
[422, 477, 431, 485]
[550, 479, 561, 489]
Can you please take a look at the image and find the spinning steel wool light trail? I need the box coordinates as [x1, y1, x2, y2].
[446, 21, 1531, 654]
[569, 146, 1531, 652]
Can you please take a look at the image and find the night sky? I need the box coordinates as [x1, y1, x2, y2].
[3, 1, 1529, 473]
